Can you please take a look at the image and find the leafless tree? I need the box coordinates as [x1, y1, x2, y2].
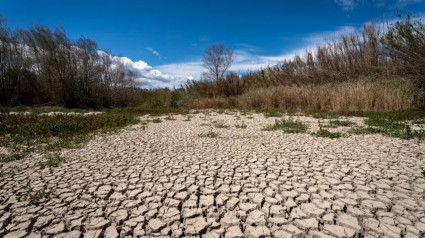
[202, 44, 234, 81]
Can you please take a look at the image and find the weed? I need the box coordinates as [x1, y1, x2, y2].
[150, 118, 162, 123]
[198, 131, 220, 138]
[17, 187, 48, 206]
[0, 112, 139, 156]
[311, 113, 340, 119]
[263, 118, 308, 133]
[39, 153, 66, 168]
[312, 127, 343, 138]
[235, 122, 247, 129]
[365, 118, 407, 130]
[211, 120, 229, 129]
[213, 170, 219, 185]
[413, 119, 425, 124]
[264, 111, 283, 117]
[183, 115, 192, 121]
[325, 120, 355, 128]
[0, 152, 26, 163]
[349, 118, 425, 139]
[164, 115, 176, 121]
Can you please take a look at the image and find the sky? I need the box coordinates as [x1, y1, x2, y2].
[2, 0, 425, 88]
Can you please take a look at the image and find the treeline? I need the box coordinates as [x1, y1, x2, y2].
[0, 14, 152, 108]
[186, 16, 425, 105]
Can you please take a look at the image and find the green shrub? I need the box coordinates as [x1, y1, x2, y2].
[312, 128, 343, 138]
[263, 118, 308, 133]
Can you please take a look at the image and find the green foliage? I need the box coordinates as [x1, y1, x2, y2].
[264, 111, 283, 117]
[263, 118, 308, 133]
[349, 118, 425, 139]
[235, 122, 247, 129]
[198, 131, 220, 138]
[364, 118, 407, 130]
[312, 127, 343, 138]
[17, 187, 48, 206]
[211, 120, 229, 129]
[0, 112, 139, 161]
[311, 113, 340, 119]
[164, 115, 176, 121]
[39, 153, 66, 168]
[325, 120, 355, 128]
[150, 118, 162, 123]
[183, 115, 192, 121]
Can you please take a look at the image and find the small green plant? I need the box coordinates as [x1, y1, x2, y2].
[0, 152, 26, 163]
[164, 115, 176, 121]
[183, 115, 192, 121]
[235, 122, 247, 129]
[211, 120, 229, 129]
[413, 119, 425, 124]
[263, 118, 308, 133]
[365, 118, 407, 130]
[326, 120, 355, 128]
[349, 118, 424, 139]
[312, 127, 343, 138]
[311, 113, 340, 119]
[150, 118, 162, 123]
[17, 187, 48, 206]
[213, 170, 219, 185]
[39, 153, 65, 168]
[198, 131, 219, 138]
[264, 111, 283, 117]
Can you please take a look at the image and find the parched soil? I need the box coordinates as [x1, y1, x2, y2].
[0, 111, 424, 238]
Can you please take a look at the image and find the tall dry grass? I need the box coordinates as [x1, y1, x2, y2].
[186, 79, 417, 112]
[185, 17, 425, 113]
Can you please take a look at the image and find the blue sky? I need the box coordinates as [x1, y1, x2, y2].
[2, 0, 425, 88]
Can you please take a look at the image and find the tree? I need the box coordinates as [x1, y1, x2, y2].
[202, 44, 234, 81]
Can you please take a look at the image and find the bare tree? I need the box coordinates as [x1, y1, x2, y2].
[202, 44, 234, 81]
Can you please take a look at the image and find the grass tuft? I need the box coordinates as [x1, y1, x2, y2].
[264, 111, 283, 118]
[263, 118, 308, 133]
[198, 131, 220, 138]
[39, 153, 66, 168]
[312, 127, 343, 138]
[325, 119, 355, 128]
[235, 122, 247, 129]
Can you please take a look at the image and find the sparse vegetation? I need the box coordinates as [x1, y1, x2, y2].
[235, 122, 247, 129]
[17, 187, 49, 206]
[150, 118, 162, 123]
[312, 127, 343, 138]
[264, 111, 283, 117]
[263, 118, 308, 133]
[39, 153, 66, 168]
[349, 117, 425, 139]
[0, 112, 139, 162]
[211, 120, 229, 129]
[198, 131, 220, 138]
[164, 115, 176, 120]
[325, 120, 356, 128]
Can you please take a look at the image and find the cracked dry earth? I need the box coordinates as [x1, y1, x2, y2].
[1, 112, 425, 238]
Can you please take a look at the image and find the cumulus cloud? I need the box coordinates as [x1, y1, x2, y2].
[98, 51, 180, 89]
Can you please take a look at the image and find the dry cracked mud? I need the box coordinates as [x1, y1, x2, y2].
[0, 111, 424, 238]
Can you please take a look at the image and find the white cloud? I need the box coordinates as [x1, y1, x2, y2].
[395, 0, 424, 7]
[147, 47, 161, 57]
[334, 0, 355, 10]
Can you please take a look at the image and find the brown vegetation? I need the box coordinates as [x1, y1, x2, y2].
[185, 16, 425, 112]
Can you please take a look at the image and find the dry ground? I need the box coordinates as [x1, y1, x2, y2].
[0, 111, 424, 238]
